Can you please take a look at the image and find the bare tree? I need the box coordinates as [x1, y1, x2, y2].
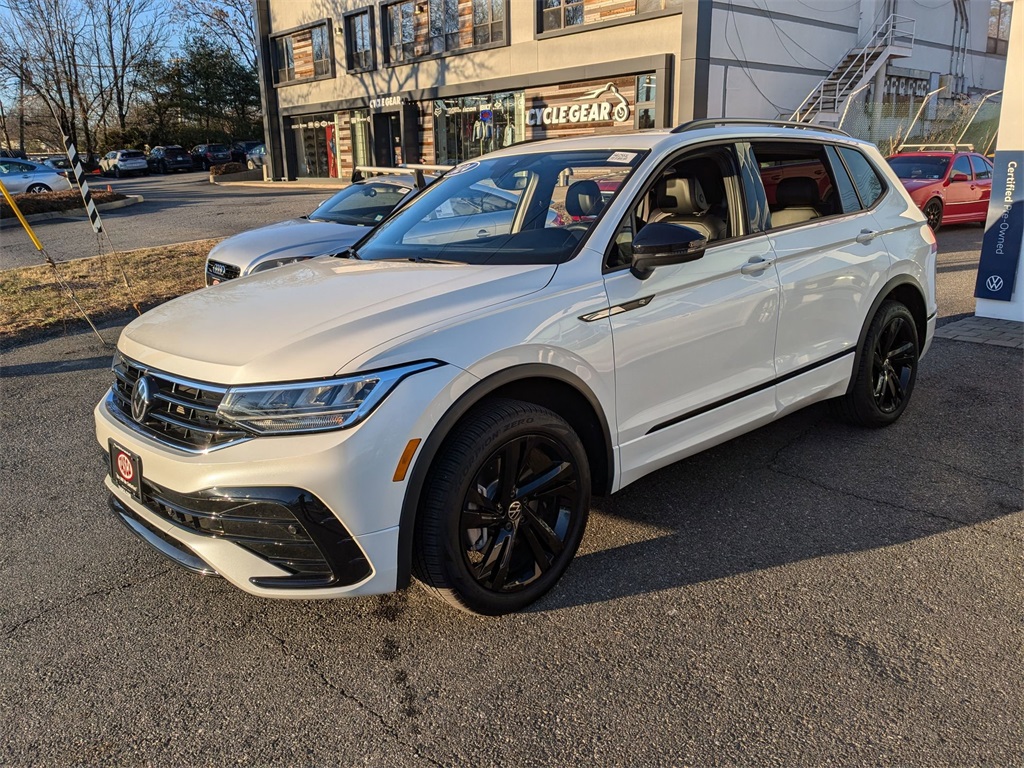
[173, 0, 258, 70]
[87, 0, 170, 132]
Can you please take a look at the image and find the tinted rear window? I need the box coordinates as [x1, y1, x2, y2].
[122, 151, 145, 159]
[209, 145, 228, 152]
[838, 147, 885, 207]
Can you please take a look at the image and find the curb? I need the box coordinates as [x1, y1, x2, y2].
[0, 194, 145, 229]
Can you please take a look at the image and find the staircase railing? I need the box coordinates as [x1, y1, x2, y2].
[790, 14, 916, 122]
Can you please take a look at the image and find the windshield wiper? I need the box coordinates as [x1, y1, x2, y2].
[403, 256, 461, 265]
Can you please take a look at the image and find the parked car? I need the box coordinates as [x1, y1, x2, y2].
[42, 156, 72, 171]
[147, 145, 193, 174]
[100, 149, 149, 178]
[245, 144, 267, 170]
[0, 158, 72, 193]
[0, 148, 28, 159]
[230, 140, 263, 164]
[206, 174, 427, 285]
[191, 144, 232, 170]
[96, 121, 937, 615]
[887, 149, 993, 231]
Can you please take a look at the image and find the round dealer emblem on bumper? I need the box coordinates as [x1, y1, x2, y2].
[116, 451, 134, 481]
[131, 375, 154, 422]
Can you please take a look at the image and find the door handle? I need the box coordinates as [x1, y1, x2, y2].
[739, 256, 774, 275]
[476, 229, 489, 238]
[855, 229, 878, 245]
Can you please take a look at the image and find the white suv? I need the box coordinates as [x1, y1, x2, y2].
[95, 120, 937, 615]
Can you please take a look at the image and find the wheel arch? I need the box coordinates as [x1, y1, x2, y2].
[847, 274, 928, 395]
[396, 363, 614, 588]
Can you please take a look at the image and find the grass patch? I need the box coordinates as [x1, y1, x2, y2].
[1, 188, 128, 217]
[0, 238, 220, 344]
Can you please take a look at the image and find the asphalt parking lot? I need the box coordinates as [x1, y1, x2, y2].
[0, 172, 331, 271]
[1, 217, 1021, 765]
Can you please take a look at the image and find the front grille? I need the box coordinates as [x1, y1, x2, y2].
[110, 355, 249, 451]
[206, 260, 240, 284]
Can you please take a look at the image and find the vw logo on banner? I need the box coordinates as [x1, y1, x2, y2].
[986, 275, 1005, 292]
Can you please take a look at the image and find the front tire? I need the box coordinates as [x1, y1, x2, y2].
[831, 301, 919, 427]
[923, 198, 943, 231]
[413, 399, 591, 615]
[113, 166, 121, 179]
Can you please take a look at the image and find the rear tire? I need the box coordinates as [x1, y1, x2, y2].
[831, 301, 919, 427]
[113, 166, 121, 179]
[413, 399, 591, 615]
[26, 183, 50, 193]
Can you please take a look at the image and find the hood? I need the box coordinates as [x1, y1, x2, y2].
[898, 178, 941, 195]
[119, 257, 556, 384]
[208, 219, 368, 272]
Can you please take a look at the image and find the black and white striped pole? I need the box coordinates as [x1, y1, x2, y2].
[61, 133, 103, 234]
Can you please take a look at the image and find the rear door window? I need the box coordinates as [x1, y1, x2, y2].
[970, 155, 992, 180]
[837, 147, 885, 207]
[749, 141, 845, 229]
[825, 146, 863, 213]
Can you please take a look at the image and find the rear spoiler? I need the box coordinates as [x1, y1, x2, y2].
[353, 163, 454, 189]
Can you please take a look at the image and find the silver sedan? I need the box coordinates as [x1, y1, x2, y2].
[0, 158, 73, 194]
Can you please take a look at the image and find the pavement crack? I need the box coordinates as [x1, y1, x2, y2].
[261, 626, 443, 767]
[2, 567, 175, 639]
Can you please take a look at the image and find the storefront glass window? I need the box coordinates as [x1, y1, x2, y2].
[350, 109, 372, 170]
[432, 91, 524, 165]
[635, 74, 656, 130]
[292, 113, 338, 178]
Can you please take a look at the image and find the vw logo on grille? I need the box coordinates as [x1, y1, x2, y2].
[986, 275, 1004, 292]
[131, 375, 154, 423]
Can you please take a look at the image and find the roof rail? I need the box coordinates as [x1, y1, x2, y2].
[896, 143, 975, 152]
[354, 163, 453, 189]
[670, 119, 851, 137]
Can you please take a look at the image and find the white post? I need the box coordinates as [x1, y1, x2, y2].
[975, 3, 1023, 322]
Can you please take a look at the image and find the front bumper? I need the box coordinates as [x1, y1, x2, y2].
[94, 362, 462, 599]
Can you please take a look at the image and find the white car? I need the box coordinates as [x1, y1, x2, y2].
[95, 120, 937, 615]
[99, 149, 149, 178]
[205, 176, 423, 285]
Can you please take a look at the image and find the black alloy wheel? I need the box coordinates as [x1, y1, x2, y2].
[924, 198, 943, 231]
[460, 434, 580, 594]
[159, 161, 167, 174]
[414, 399, 591, 615]
[830, 300, 919, 427]
[113, 166, 121, 179]
[871, 313, 916, 414]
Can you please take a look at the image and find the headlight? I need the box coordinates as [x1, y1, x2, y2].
[216, 360, 443, 435]
[249, 256, 313, 274]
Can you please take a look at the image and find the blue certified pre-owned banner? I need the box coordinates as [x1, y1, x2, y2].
[975, 152, 1023, 302]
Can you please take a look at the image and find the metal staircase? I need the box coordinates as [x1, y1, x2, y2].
[790, 14, 915, 125]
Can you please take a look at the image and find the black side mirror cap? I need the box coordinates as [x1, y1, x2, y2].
[630, 222, 707, 280]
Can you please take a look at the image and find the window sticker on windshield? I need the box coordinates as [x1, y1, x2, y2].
[375, 214, 383, 221]
[447, 161, 480, 177]
[607, 152, 637, 164]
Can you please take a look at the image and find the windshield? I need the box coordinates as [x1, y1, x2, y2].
[308, 181, 414, 226]
[888, 156, 950, 180]
[353, 150, 644, 265]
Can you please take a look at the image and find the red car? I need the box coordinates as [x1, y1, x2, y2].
[887, 150, 993, 231]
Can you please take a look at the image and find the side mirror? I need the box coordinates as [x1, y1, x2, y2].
[630, 222, 707, 280]
[949, 171, 970, 183]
